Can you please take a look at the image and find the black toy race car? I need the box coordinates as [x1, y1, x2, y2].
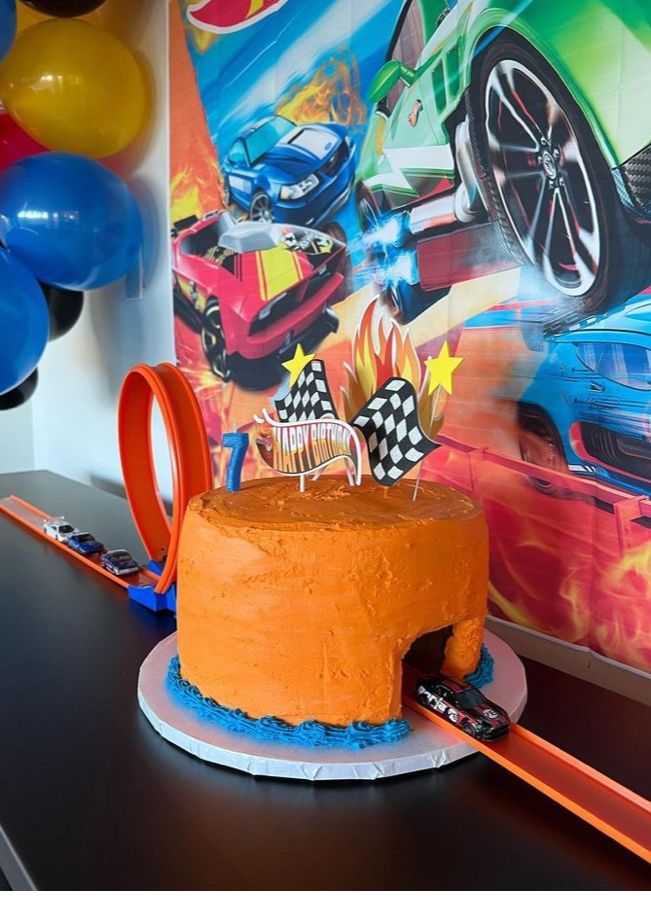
[415, 674, 510, 741]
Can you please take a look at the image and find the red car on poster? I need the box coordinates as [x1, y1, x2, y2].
[172, 211, 348, 390]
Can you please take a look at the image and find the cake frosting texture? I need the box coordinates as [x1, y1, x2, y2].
[176, 476, 489, 726]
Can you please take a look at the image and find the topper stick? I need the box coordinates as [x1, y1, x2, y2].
[411, 463, 424, 501]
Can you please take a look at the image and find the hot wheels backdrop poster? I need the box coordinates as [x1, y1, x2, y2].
[171, 0, 651, 676]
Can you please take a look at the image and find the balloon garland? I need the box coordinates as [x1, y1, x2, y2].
[42, 283, 84, 341]
[21, 1, 105, 15]
[0, 248, 48, 395]
[0, 367, 38, 410]
[0, 108, 46, 168]
[0, 0, 148, 408]
[0, 19, 146, 157]
[0, 153, 143, 290]
[0, 0, 16, 63]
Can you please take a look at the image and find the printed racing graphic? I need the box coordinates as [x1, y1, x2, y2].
[186, 0, 289, 34]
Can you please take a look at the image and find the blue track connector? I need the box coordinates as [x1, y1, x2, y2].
[127, 559, 177, 613]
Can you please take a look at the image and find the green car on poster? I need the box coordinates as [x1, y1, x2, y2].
[356, 0, 651, 323]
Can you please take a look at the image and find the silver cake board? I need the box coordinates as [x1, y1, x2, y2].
[138, 631, 527, 781]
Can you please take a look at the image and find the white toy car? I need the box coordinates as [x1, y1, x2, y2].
[43, 518, 77, 542]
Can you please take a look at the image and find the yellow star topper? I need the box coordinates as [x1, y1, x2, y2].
[281, 343, 315, 386]
[425, 341, 464, 395]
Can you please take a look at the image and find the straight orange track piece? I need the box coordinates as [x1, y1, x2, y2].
[403, 666, 651, 864]
[0, 495, 159, 591]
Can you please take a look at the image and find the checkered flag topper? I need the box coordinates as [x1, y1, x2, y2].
[274, 359, 337, 423]
[351, 378, 439, 486]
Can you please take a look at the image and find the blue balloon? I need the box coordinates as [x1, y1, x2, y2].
[0, 0, 16, 63]
[0, 248, 49, 394]
[0, 153, 143, 291]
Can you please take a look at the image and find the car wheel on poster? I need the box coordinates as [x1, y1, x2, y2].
[173, 277, 202, 331]
[467, 34, 651, 325]
[249, 191, 274, 223]
[517, 403, 570, 497]
[201, 297, 232, 382]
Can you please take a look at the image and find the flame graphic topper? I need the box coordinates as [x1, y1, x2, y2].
[341, 299, 444, 442]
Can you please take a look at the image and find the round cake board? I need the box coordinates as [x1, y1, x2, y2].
[138, 631, 527, 781]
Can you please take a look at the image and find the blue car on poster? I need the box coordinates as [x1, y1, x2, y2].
[517, 301, 651, 496]
[222, 115, 355, 227]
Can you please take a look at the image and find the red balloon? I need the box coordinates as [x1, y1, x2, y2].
[0, 111, 46, 170]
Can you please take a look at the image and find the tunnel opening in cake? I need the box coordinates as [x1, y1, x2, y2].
[404, 627, 452, 677]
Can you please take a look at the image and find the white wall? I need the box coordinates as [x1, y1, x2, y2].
[0, 400, 34, 473]
[26, 0, 174, 498]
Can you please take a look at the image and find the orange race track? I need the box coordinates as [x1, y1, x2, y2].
[403, 666, 651, 865]
[0, 362, 650, 861]
[0, 363, 213, 611]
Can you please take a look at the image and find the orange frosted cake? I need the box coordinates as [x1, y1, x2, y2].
[174, 476, 489, 735]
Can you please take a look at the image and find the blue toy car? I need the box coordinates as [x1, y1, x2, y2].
[222, 115, 355, 227]
[65, 531, 104, 556]
[517, 300, 651, 495]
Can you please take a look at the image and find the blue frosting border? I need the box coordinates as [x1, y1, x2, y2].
[167, 644, 495, 750]
[167, 656, 410, 750]
[466, 644, 495, 688]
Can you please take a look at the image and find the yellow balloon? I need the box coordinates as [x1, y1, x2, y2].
[0, 19, 147, 158]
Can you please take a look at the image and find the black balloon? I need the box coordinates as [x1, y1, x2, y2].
[0, 368, 38, 410]
[19, 0, 105, 16]
[42, 283, 84, 341]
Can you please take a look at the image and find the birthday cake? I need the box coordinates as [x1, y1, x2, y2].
[175, 475, 489, 735]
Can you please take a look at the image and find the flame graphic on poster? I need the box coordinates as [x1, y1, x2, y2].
[278, 57, 365, 127]
[171, 0, 223, 223]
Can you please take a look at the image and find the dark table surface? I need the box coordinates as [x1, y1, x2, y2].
[0, 470, 649, 890]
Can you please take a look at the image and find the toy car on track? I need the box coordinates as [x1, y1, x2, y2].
[356, 0, 651, 324]
[100, 549, 140, 577]
[65, 532, 104, 556]
[172, 211, 348, 389]
[517, 298, 651, 496]
[415, 674, 510, 741]
[222, 115, 355, 227]
[42, 518, 77, 542]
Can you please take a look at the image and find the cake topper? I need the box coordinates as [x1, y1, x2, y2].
[411, 340, 464, 498]
[254, 345, 361, 491]
[275, 349, 337, 422]
[253, 307, 463, 493]
[342, 301, 459, 489]
[223, 428, 249, 492]
[254, 409, 362, 491]
[280, 343, 316, 388]
[425, 340, 464, 397]
[350, 377, 439, 487]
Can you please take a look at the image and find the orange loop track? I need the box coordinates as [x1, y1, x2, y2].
[403, 666, 651, 864]
[117, 363, 213, 594]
